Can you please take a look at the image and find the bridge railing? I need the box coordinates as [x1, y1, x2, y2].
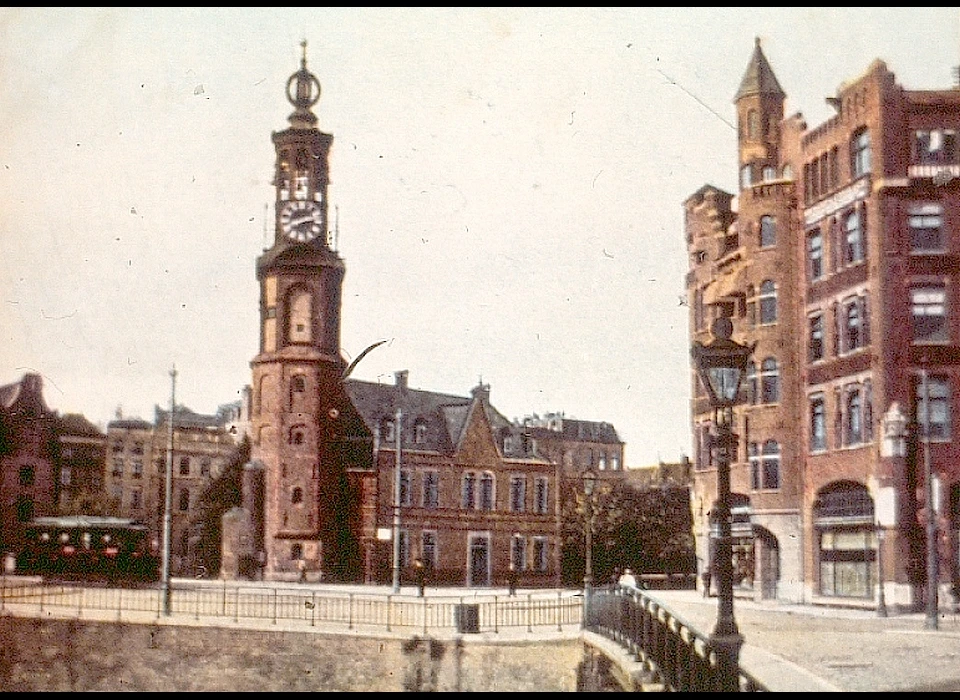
[0, 578, 581, 635]
[585, 585, 768, 692]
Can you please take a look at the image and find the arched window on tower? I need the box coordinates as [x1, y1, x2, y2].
[291, 487, 303, 504]
[288, 290, 312, 344]
[289, 425, 307, 446]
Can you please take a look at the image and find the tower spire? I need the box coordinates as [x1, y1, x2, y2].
[286, 40, 321, 128]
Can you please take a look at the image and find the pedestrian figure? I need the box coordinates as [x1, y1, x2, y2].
[415, 558, 426, 597]
[508, 561, 518, 596]
[618, 567, 637, 589]
[297, 557, 307, 583]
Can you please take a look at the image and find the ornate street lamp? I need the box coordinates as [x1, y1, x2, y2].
[691, 317, 754, 692]
[581, 468, 597, 629]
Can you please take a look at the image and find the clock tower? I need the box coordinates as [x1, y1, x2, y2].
[250, 43, 358, 580]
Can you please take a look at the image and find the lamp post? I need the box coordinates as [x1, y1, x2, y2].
[692, 317, 754, 692]
[921, 365, 939, 630]
[582, 468, 597, 629]
[391, 404, 402, 594]
[161, 366, 177, 616]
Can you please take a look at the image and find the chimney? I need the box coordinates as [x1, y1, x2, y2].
[471, 382, 491, 404]
[394, 370, 408, 392]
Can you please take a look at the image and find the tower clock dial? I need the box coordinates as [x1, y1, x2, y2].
[280, 200, 323, 242]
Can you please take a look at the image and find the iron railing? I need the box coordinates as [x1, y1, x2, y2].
[0, 579, 580, 635]
[585, 585, 768, 692]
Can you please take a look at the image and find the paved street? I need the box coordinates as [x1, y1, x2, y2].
[651, 589, 960, 692]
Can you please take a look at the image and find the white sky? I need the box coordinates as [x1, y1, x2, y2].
[2, 8, 959, 467]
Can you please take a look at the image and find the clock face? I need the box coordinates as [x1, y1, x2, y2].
[280, 200, 323, 242]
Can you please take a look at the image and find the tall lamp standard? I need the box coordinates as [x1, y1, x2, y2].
[161, 366, 177, 616]
[692, 317, 754, 692]
[582, 468, 597, 628]
[920, 364, 939, 630]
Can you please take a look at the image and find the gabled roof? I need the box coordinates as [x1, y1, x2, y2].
[344, 378, 471, 453]
[734, 37, 785, 102]
[0, 373, 50, 416]
[525, 418, 622, 445]
[343, 379, 541, 460]
[57, 413, 104, 437]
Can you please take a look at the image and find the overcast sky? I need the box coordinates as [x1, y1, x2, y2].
[2, 8, 959, 467]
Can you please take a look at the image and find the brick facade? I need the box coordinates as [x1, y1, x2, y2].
[687, 40, 960, 607]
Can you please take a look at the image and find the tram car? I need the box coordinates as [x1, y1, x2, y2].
[16, 516, 161, 583]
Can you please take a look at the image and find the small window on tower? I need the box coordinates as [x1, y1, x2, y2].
[292, 487, 303, 504]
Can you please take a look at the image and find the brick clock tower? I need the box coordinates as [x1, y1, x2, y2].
[249, 43, 366, 581]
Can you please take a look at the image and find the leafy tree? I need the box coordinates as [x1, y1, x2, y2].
[560, 479, 695, 587]
[188, 435, 250, 577]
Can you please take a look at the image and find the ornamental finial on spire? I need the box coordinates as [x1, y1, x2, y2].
[285, 41, 321, 128]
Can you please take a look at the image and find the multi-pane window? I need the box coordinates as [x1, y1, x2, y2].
[844, 299, 862, 351]
[131, 488, 143, 509]
[19, 466, 34, 486]
[479, 472, 494, 511]
[809, 314, 824, 362]
[810, 394, 827, 451]
[509, 475, 526, 513]
[534, 477, 549, 514]
[759, 215, 776, 247]
[740, 164, 752, 190]
[399, 469, 412, 506]
[60, 466, 71, 487]
[381, 419, 395, 443]
[414, 420, 427, 445]
[917, 375, 951, 440]
[132, 460, 143, 479]
[200, 459, 211, 477]
[843, 209, 864, 265]
[846, 387, 863, 445]
[745, 362, 758, 404]
[178, 488, 190, 511]
[398, 530, 410, 567]
[461, 472, 476, 509]
[760, 358, 780, 404]
[761, 440, 781, 490]
[758, 280, 777, 324]
[911, 286, 948, 342]
[421, 531, 438, 569]
[179, 456, 190, 476]
[913, 129, 958, 165]
[851, 129, 871, 178]
[749, 441, 781, 490]
[909, 203, 945, 253]
[511, 533, 526, 571]
[809, 229, 824, 280]
[748, 442, 761, 490]
[422, 470, 439, 509]
[291, 487, 303, 504]
[112, 458, 123, 478]
[533, 537, 549, 572]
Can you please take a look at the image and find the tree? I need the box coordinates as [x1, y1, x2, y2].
[560, 479, 695, 587]
[188, 435, 250, 577]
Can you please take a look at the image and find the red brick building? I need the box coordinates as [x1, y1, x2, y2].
[239, 49, 569, 587]
[687, 39, 960, 609]
[0, 373, 58, 553]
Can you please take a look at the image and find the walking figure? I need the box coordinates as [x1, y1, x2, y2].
[297, 557, 307, 583]
[415, 558, 426, 597]
[508, 561, 518, 596]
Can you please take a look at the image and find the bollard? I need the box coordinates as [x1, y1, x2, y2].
[557, 590, 562, 632]
[272, 588, 278, 624]
[348, 593, 354, 630]
[386, 594, 392, 632]
[527, 593, 533, 633]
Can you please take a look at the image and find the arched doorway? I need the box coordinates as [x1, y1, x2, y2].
[754, 526, 780, 599]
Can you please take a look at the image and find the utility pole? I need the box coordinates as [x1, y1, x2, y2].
[922, 365, 939, 630]
[391, 405, 402, 594]
[161, 365, 177, 616]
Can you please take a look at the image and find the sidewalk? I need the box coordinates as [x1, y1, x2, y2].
[651, 589, 960, 692]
